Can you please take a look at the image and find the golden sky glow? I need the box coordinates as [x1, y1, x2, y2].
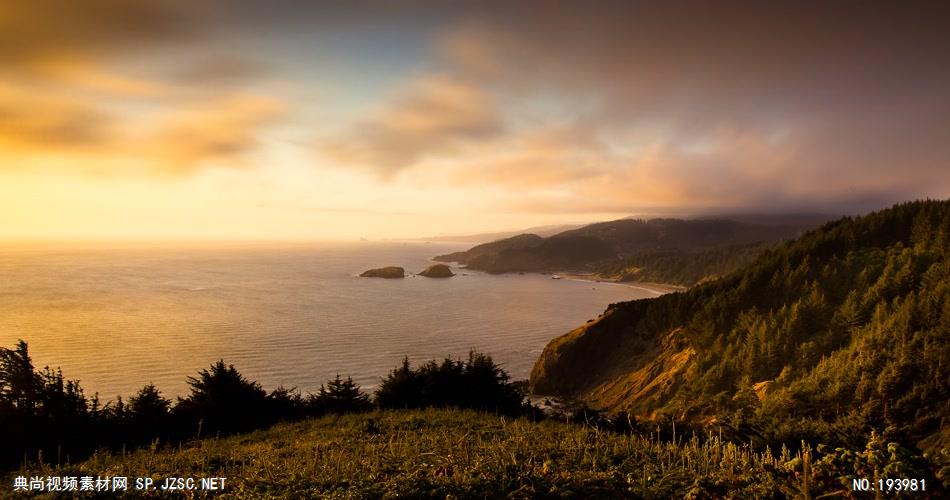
[1, 1, 948, 241]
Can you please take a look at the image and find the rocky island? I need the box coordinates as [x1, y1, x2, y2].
[418, 264, 454, 278]
[359, 266, 405, 279]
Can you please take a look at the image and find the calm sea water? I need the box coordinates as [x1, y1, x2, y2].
[0, 242, 660, 399]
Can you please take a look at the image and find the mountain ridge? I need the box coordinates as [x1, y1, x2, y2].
[529, 200, 950, 457]
[435, 216, 827, 285]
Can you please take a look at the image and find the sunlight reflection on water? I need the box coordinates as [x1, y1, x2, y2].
[0, 242, 657, 400]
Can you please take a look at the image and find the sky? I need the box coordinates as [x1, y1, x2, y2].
[1, 1, 948, 241]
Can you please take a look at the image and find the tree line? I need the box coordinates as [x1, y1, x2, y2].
[0, 344, 530, 470]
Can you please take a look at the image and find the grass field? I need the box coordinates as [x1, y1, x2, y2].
[10, 408, 926, 498]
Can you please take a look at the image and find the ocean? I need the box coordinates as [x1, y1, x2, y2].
[0, 241, 661, 400]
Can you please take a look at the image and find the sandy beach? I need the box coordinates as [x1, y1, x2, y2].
[555, 273, 687, 295]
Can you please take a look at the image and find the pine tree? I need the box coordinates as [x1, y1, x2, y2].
[0, 340, 39, 414]
[312, 375, 370, 414]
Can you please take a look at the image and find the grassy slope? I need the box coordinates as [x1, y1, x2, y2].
[10, 408, 924, 499]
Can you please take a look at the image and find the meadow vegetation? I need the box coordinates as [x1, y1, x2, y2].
[10, 409, 944, 498]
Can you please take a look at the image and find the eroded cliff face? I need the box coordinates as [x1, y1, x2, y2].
[529, 305, 695, 418]
[584, 331, 695, 415]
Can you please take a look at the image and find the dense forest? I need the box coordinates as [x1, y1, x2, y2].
[532, 200, 950, 479]
[435, 217, 819, 285]
[595, 241, 773, 286]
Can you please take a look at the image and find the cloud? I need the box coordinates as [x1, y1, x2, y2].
[323, 1, 949, 213]
[321, 75, 504, 176]
[0, 1, 281, 177]
[0, 1, 207, 69]
[507, 124, 950, 215]
[24, 60, 175, 98]
[442, 127, 616, 188]
[3, 1, 948, 219]
[0, 83, 116, 151]
[0, 81, 283, 175]
[142, 96, 285, 174]
[171, 56, 270, 86]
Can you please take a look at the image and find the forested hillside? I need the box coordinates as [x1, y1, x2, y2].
[531, 200, 950, 462]
[435, 218, 819, 285]
[595, 241, 774, 286]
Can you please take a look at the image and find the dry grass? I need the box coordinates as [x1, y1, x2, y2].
[10, 409, 888, 498]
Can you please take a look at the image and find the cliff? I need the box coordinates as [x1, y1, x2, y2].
[530, 200, 950, 456]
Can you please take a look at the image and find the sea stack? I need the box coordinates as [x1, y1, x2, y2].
[418, 264, 455, 278]
[359, 266, 405, 279]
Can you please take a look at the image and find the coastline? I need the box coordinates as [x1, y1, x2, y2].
[436, 262, 688, 295]
[556, 273, 686, 295]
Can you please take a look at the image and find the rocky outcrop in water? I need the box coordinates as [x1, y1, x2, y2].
[360, 266, 405, 279]
[418, 264, 455, 278]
